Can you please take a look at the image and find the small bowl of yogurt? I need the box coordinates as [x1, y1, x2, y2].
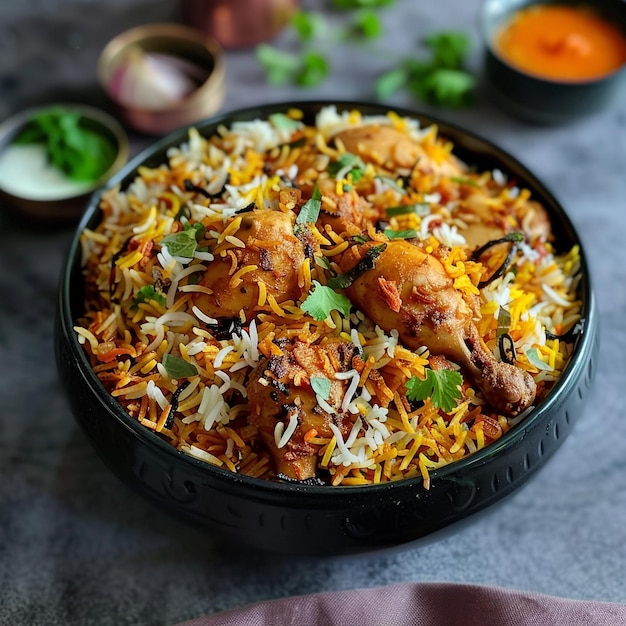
[0, 103, 128, 220]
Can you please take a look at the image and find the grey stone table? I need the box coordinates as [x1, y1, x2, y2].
[1, 1, 625, 624]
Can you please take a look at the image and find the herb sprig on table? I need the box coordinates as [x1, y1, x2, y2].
[256, 3, 475, 108]
[14, 107, 116, 183]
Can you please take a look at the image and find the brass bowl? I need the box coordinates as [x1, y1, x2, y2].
[0, 103, 128, 221]
[98, 23, 225, 135]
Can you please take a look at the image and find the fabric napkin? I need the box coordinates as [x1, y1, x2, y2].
[175, 582, 626, 626]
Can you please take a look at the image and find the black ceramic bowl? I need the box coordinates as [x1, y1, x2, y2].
[55, 101, 598, 556]
[481, 0, 626, 124]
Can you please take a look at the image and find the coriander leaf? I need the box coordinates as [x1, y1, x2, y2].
[291, 11, 325, 41]
[160, 229, 198, 258]
[311, 376, 331, 400]
[375, 67, 408, 99]
[328, 153, 366, 181]
[256, 44, 300, 84]
[406, 369, 463, 412]
[352, 10, 382, 38]
[14, 107, 116, 182]
[296, 51, 329, 87]
[384, 228, 418, 239]
[296, 185, 322, 224]
[413, 67, 475, 108]
[423, 31, 470, 69]
[301, 280, 352, 320]
[188, 220, 206, 242]
[162, 354, 198, 379]
[133, 285, 166, 307]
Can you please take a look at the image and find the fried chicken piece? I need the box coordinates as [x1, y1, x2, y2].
[339, 240, 536, 416]
[452, 188, 552, 252]
[246, 339, 359, 480]
[193, 209, 312, 321]
[332, 124, 464, 176]
[316, 177, 376, 235]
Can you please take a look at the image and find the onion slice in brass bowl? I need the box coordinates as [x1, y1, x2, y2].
[54, 101, 597, 556]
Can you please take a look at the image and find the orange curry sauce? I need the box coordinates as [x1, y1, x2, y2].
[494, 4, 626, 81]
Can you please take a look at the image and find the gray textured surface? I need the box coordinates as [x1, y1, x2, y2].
[1, 1, 625, 625]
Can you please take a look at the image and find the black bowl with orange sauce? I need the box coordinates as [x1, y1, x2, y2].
[481, 0, 626, 123]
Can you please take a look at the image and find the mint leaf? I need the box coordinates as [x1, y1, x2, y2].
[162, 354, 198, 379]
[311, 376, 331, 400]
[406, 369, 463, 412]
[526, 348, 552, 371]
[384, 228, 418, 240]
[296, 185, 322, 224]
[301, 280, 352, 320]
[269, 113, 301, 132]
[160, 229, 198, 258]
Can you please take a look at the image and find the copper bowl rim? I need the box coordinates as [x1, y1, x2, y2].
[97, 23, 225, 115]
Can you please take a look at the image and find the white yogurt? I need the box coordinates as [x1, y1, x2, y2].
[0, 142, 94, 200]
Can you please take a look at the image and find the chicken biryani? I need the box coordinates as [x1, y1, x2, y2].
[74, 106, 582, 488]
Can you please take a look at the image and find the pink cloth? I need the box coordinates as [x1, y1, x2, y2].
[175, 582, 626, 626]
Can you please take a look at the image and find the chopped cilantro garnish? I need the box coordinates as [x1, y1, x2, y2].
[296, 51, 329, 87]
[406, 369, 463, 412]
[328, 152, 366, 182]
[352, 9, 382, 38]
[256, 2, 391, 87]
[133, 285, 166, 308]
[376, 31, 475, 107]
[311, 376, 331, 400]
[162, 354, 198, 379]
[301, 280, 352, 320]
[14, 107, 116, 183]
